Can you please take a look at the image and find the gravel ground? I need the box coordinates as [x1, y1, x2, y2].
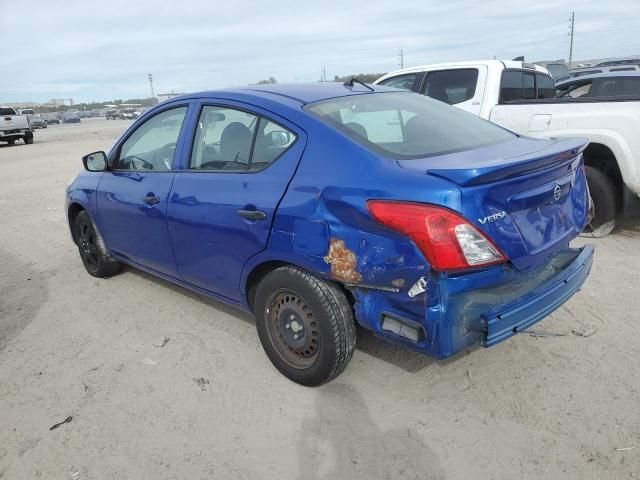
[0, 118, 639, 480]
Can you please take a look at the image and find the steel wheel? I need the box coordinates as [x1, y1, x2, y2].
[265, 290, 320, 369]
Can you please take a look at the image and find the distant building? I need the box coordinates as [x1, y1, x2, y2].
[157, 92, 185, 103]
[48, 98, 73, 106]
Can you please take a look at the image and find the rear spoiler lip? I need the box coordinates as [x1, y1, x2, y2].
[424, 138, 589, 187]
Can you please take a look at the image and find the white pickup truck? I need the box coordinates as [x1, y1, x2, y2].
[0, 107, 33, 146]
[375, 61, 640, 236]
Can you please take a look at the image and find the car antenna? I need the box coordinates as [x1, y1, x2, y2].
[343, 78, 374, 92]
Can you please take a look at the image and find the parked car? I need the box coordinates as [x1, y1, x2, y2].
[29, 115, 47, 129]
[569, 64, 640, 78]
[375, 60, 640, 237]
[119, 108, 139, 120]
[595, 57, 640, 67]
[556, 71, 640, 98]
[0, 107, 33, 145]
[62, 113, 81, 124]
[105, 109, 120, 120]
[45, 115, 61, 125]
[66, 84, 594, 386]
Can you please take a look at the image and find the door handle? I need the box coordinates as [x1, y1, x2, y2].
[143, 194, 160, 205]
[237, 209, 267, 221]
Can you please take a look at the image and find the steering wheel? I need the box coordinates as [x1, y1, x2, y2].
[125, 155, 154, 170]
[155, 142, 177, 170]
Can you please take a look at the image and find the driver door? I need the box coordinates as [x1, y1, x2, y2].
[96, 103, 191, 277]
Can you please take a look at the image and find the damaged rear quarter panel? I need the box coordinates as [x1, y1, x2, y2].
[241, 119, 462, 356]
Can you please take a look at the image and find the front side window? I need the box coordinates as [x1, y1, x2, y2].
[190, 106, 296, 172]
[422, 69, 478, 105]
[377, 73, 417, 91]
[117, 107, 187, 171]
[306, 92, 515, 159]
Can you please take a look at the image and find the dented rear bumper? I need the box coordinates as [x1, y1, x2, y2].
[350, 245, 594, 359]
[469, 245, 594, 347]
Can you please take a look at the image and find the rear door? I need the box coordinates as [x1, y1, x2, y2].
[167, 100, 306, 301]
[96, 104, 191, 276]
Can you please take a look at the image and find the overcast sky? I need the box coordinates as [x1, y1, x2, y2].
[2, 0, 638, 103]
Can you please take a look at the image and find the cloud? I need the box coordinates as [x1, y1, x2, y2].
[1, 0, 638, 102]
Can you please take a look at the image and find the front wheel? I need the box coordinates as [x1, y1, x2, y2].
[254, 266, 356, 386]
[24, 136, 33, 145]
[74, 211, 121, 278]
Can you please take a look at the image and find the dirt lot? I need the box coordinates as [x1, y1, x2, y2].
[0, 118, 639, 480]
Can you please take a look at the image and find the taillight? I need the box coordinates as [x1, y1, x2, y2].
[367, 200, 507, 271]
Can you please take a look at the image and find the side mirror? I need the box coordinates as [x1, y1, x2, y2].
[82, 151, 108, 172]
[268, 130, 291, 147]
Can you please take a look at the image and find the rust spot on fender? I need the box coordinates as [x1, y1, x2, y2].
[391, 278, 406, 288]
[324, 239, 362, 283]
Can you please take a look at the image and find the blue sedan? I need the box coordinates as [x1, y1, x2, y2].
[66, 82, 594, 385]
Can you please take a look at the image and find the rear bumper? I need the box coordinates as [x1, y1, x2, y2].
[353, 245, 594, 359]
[474, 245, 594, 347]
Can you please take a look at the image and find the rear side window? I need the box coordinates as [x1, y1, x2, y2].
[500, 71, 524, 102]
[500, 71, 555, 102]
[536, 74, 556, 98]
[0, 108, 15, 116]
[306, 92, 515, 159]
[190, 106, 296, 172]
[377, 73, 418, 91]
[593, 77, 640, 96]
[523, 73, 535, 99]
[422, 69, 478, 105]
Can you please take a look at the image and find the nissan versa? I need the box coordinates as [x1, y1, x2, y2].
[66, 83, 594, 386]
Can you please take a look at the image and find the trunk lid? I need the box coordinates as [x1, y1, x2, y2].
[397, 137, 590, 269]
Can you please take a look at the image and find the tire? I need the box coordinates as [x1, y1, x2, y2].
[24, 136, 33, 145]
[74, 211, 121, 278]
[584, 166, 617, 238]
[254, 266, 356, 386]
[7, 139, 15, 145]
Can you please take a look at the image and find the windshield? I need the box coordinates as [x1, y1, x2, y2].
[305, 92, 515, 159]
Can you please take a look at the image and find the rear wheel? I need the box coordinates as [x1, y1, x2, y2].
[584, 166, 617, 237]
[74, 211, 121, 277]
[254, 266, 356, 386]
[7, 139, 15, 145]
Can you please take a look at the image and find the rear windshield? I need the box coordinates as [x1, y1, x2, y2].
[305, 92, 515, 159]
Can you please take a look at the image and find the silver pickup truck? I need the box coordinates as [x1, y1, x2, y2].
[1, 107, 34, 145]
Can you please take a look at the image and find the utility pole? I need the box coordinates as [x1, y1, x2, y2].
[321, 66, 326, 82]
[398, 48, 404, 69]
[568, 12, 575, 66]
[148, 73, 155, 99]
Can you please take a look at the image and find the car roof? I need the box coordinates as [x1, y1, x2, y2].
[557, 71, 640, 85]
[169, 83, 400, 105]
[376, 59, 549, 80]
